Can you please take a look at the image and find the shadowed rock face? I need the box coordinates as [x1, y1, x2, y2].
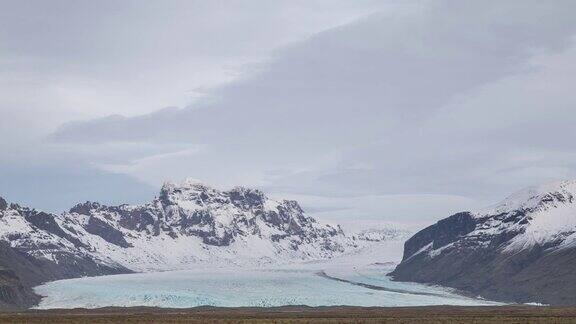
[228, 187, 266, 209]
[400, 212, 476, 260]
[21, 210, 86, 249]
[0, 242, 42, 309]
[391, 181, 576, 306]
[85, 216, 132, 248]
[0, 197, 7, 211]
[117, 208, 156, 232]
[0, 201, 134, 309]
[0, 237, 129, 309]
[69, 201, 102, 215]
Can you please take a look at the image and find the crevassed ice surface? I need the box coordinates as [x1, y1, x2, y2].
[35, 241, 501, 309]
[35, 267, 499, 308]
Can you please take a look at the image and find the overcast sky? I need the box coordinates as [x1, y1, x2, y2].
[2, 0, 576, 229]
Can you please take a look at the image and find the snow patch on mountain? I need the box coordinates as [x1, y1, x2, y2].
[471, 180, 576, 252]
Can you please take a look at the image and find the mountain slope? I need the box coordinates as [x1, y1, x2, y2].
[0, 179, 375, 308]
[60, 179, 352, 270]
[0, 197, 130, 309]
[391, 180, 576, 305]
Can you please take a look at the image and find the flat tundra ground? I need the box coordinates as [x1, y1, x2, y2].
[1, 306, 576, 323]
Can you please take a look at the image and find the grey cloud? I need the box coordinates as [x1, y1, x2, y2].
[2, 0, 393, 216]
[8, 0, 576, 225]
[1, 0, 386, 139]
[53, 0, 576, 144]
[49, 0, 576, 198]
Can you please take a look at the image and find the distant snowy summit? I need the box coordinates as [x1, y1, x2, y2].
[391, 180, 576, 306]
[0, 179, 402, 308]
[64, 179, 355, 270]
[2, 179, 353, 272]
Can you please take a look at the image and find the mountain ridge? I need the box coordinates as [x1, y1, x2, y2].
[0, 179, 401, 309]
[391, 180, 576, 305]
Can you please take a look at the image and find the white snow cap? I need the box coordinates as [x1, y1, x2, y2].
[471, 179, 576, 251]
[162, 178, 207, 190]
[476, 179, 576, 216]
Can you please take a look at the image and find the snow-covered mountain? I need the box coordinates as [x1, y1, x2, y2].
[1, 179, 357, 272]
[1, 179, 407, 308]
[61, 179, 355, 270]
[391, 180, 576, 305]
[0, 197, 128, 309]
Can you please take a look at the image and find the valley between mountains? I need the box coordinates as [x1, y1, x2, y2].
[2, 179, 576, 308]
[0, 179, 406, 309]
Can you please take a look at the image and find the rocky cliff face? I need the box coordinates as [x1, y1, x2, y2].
[391, 180, 576, 306]
[0, 202, 130, 309]
[0, 179, 363, 308]
[58, 179, 351, 270]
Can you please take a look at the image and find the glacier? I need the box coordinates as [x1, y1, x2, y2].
[35, 240, 501, 308]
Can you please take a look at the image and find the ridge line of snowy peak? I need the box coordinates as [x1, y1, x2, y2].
[392, 179, 576, 306]
[68, 180, 345, 245]
[475, 179, 576, 216]
[0, 179, 401, 272]
[405, 180, 576, 261]
[473, 179, 576, 252]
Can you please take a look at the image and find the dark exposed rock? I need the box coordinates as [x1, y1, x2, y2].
[116, 208, 156, 232]
[201, 231, 234, 246]
[0, 242, 43, 309]
[158, 187, 173, 208]
[0, 241, 130, 309]
[228, 187, 265, 209]
[392, 238, 576, 305]
[0, 197, 7, 211]
[271, 234, 289, 242]
[85, 216, 132, 248]
[180, 210, 214, 228]
[22, 210, 86, 248]
[69, 201, 101, 215]
[0, 199, 131, 309]
[391, 182, 576, 306]
[400, 212, 475, 260]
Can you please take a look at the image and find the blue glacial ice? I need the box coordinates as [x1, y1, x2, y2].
[34, 264, 501, 309]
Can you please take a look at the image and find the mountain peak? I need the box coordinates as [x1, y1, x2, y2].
[69, 201, 103, 215]
[159, 178, 216, 205]
[0, 197, 7, 210]
[477, 179, 576, 216]
[162, 178, 208, 191]
[393, 179, 576, 305]
[1, 180, 354, 274]
[158, 179, 273, 212]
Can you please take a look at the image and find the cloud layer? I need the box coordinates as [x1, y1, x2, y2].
[3, 1, 576, 227]
[0, 0, 386, 211]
